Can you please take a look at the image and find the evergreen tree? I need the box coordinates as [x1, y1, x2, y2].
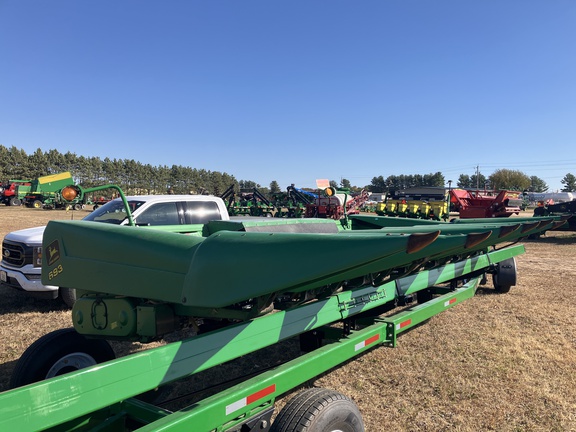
[269, 180, 281, 194]
[457, 172, 487, 189]
[528, 176, 549, 193]
[470, 172, 487, 189]
[457, 174, 471, 188]
[239, 180, 259, 191]
[28, 148, 48, 178]
[561, 173, 576, 192]
[369, 176, 386, 192]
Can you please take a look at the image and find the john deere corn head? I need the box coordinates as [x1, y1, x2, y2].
[0, 196, 565, 431]
[534, 199, 576, 231]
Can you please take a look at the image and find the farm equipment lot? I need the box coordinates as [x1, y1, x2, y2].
[0, 206, 575, 431]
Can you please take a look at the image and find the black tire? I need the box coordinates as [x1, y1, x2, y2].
[32, 199, 43, 209]
[73, 203, 82, 211]
[492, 257, 517, 293]
[9, 197, 21, 206]
[272, 388, 364, 432]
[9, 328, 115, 389]
[59, 287, 77, 307]
[493, 279, 512, 293]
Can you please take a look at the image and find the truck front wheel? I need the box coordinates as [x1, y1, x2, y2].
[9, 328, 115, 389]
[272, 387, 365, 432]
[59, 287, 77, 307]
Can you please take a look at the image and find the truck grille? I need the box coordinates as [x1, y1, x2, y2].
[2, 240, 32, 268]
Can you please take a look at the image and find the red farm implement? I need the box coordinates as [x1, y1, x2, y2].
[450, 189, 522, 218]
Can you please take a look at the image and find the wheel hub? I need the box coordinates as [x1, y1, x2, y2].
[46, 352, 98, 378]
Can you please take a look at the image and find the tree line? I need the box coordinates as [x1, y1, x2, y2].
[369, 169, 576, 193]
[1, 145, 575, 196]
[0, 145, 240, 196]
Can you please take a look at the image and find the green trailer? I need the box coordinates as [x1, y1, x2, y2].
[0, 185, 562, 431]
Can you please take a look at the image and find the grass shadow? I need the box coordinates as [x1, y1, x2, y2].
[0, 286, 68, 315]
[0, 359, 18, 393]
[524, 235, 576, 245]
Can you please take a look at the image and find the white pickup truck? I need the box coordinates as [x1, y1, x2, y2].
[1, 194, 230, 306]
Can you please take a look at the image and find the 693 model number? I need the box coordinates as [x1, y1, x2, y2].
[48, 264, 64, 280]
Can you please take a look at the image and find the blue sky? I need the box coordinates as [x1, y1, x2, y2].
[1, 1, 575, 191]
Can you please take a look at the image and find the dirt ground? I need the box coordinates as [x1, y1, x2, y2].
[0, 206, 575, 431]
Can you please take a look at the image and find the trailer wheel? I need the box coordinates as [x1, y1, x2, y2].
[272, 388, 365, 432]
[492, 257, 517, 293]
[32, 199, 43, 209]
[9, 328, 115, 389]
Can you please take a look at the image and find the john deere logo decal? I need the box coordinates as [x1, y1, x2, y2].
[47, 240, 61, 266]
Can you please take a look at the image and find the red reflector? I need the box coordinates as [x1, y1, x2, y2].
[247, 384, 276, 404]
[365, 334, 380, 346]
[399, 319, 412, 329]
[444, 298, 457, 307]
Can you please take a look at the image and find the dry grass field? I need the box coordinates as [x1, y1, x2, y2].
[0, 206, 575, 431]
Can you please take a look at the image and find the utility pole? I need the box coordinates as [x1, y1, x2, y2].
[476, 165, 480, 189]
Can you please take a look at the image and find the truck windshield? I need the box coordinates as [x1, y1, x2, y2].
[82, 200, 145, 224]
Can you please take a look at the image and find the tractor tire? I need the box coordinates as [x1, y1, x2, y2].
[271, 387, 364, 432]
[9, 328, 115, 389]
[9, 197, 21, 206]
[32, 199, 43, 209]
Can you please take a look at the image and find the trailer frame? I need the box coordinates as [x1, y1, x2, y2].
[0, 243, 524, 432]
